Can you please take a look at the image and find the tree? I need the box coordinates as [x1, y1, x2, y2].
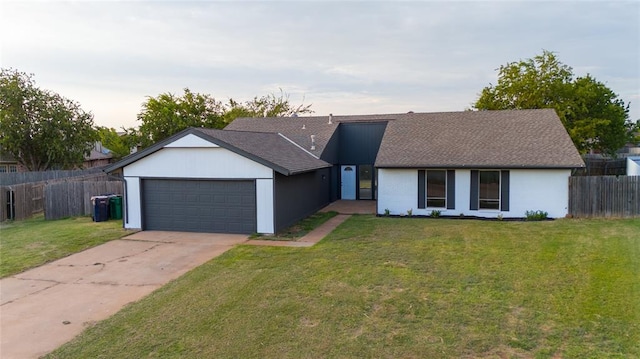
[0, 68, 97, 171]
[567, 75, 635, 154]
[135, 88, 313, 148]
[223, 90, 313, 123]
[95, 126, 135, 160]
[474, 50, 637, 156]
[136, 88, 226, 148]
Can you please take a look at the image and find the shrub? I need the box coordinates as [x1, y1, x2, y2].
[384, 208, 390, 217]
[525, 210, 548, 221]
[430, 210, 441, 218]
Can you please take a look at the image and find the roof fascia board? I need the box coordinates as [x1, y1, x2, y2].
[288, 163, 333, 175]
[374, 164, 585, 170]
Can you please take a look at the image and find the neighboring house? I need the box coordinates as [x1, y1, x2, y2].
[105, 109, 584, 234]
[0, 142, 113, 172]
[83, 142, 114, 169]
[628, 156, 640, 176]
[0, 148, 26, 173]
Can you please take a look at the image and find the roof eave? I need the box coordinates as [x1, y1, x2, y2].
[287, 163, 333, 176]
[375, 164, 586, 169]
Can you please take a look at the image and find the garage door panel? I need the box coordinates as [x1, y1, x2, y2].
[142, 179, 256, 234]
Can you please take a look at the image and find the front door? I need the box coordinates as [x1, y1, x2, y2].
[341, 165, 356, 200]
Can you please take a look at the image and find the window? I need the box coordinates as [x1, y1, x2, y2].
[479, 171, 500, 210]
[8, 165, 17, 173]
[419, 170, 455, 210]
[426, 170, 446, 208]
[0, 165, 6, 173]
[359, 165, 373, 200]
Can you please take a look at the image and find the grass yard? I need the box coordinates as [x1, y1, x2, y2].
[250, 211, 338, 241]
[0, 215, 130, 278]
[48, 216, 639, 358]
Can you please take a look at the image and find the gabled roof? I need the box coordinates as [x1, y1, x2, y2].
[104, 128, 331, 175]
[224, 116, 339, 157]
[375, 109, 585, 168]
[224, 114, 399, 157]
[106, 109, 584, 175]
[86, 149, 113, 161]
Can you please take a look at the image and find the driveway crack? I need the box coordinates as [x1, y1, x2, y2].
[1, 279, 61, 306]
[103, 243, 164, 264]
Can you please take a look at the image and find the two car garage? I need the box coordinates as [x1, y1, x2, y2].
[107, 128, 332, 235]
[141, 179, 256, 234]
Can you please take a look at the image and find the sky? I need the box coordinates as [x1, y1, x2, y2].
[1, 1, 639, 129]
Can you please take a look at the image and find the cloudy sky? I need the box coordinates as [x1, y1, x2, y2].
[2, 1, 639, 129]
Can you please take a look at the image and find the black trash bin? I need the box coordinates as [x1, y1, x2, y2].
[91, 196, 110, 222]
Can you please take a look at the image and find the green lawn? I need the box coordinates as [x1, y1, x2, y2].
[250, 211, 338, 240]
[0, 215, 130, 278]
[48, 216, 639, 358]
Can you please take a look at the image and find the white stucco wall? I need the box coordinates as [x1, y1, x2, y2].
[256, 179, 275, 234]
[124, 147, 273, 179]
[124, 176, 141, 228]
[122, 143, 274, 232]
[163, 133, 220, 148]
[377, 169, 418, 215]
[627, 157, 640, 176]
[377, 168, 572, 218]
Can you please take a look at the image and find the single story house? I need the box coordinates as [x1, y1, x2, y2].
[105, 109, 584, 234]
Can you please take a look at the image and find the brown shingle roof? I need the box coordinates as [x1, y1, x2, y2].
[108, 109, 583, 175]
[375, 109, 584, 168]
[224, 116, 339, 157]
[105, 128, 331, 175]
[195, 128, 331, 175]
[224, 114, 400, 157]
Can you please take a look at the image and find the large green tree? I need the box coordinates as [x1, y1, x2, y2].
[223, 90, 313, 123]
[135, 88, 312, 148]
[474, 50, 637, 156]
[95, 126, 137, 160]
[0, 68, 97, 171]
[136, 88, 226, 148]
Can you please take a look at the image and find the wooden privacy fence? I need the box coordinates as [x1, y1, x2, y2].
[44, 181, 123, 220]
[0, 183, 44, 221]
[0, 169, 114, 221]
[0, 168, 105, 185]
[569, 176, 640, 218]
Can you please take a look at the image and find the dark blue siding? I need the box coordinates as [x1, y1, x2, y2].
[338, 122, 387, 164]
[320, 130, 340, 164]
[274, 168, 331, 233]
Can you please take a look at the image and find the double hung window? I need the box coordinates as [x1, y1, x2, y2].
[426, 170, 446, 208]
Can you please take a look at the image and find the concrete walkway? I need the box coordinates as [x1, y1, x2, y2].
[0, 231, 247, 359]
[320, 200, 376, 214]
[246, 214, 351, 247]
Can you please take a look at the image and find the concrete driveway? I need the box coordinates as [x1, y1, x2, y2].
[0, 231, 247, 359]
